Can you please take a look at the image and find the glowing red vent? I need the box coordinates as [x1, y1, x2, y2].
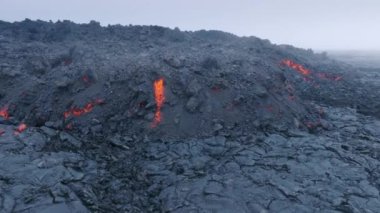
[64, 99, 104, 120]
[151, 78, 165, 128]
[281, 59, 311, 76]
[0, 106, 9, 120]
[14, 123, 27, 135]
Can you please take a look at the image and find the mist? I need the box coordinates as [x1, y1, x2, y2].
[0, 0, 379, 50]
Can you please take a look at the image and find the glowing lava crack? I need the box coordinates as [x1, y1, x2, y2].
[64, 99, 104, 120]
[14, 123, 27, 135]
[281, 59, 311, 76]
[0, 106, 9, 120]
[281, 59, 342, 82]
[151, 78, 165, 128]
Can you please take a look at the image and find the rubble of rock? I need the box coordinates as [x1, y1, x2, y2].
[0, 19, 379, 212]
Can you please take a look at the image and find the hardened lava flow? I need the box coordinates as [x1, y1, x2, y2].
[0, 20, 379, 213]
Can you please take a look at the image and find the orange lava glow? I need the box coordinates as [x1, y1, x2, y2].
[14, 123, 27, 135]
[64, 99, 104, 119]
[151, 78, 165, 128]
[0, 106, 9, 120]
[282, 59, 343, 82]
[282, 59, 311, 76]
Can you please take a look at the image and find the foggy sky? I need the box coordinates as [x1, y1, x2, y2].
[0, 0, 379, 50]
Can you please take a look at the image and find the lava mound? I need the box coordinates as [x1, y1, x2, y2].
[0, 19, 352, 138]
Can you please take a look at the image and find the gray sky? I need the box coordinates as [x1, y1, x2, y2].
[0, 0, 379, 50]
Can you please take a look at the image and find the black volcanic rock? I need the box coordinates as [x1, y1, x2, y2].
[0, 20, 379, 212]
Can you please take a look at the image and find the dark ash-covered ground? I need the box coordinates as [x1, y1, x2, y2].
[0, 20, 380, 212]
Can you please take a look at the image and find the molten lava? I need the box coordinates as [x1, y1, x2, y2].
[64, 99, 104, 119]
[14, 123, 27, 135]
[282, 59, 311, 76]
[0, 106, 9, 120]
[281, 59, 343, 82]
[151, 78, 165, 127]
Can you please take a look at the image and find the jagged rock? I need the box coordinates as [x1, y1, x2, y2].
[343, 126, 357, 134]
[59, 132, 82, 148]
[202, 136, 226, 156]
[24, 58, 49, 76]
[163, 55, 184, 68]
[90, 124, 102, 134]
[364, 121, 380, 137]
[0, 20, 380, 213]
[54, 76, 73, 88]
[253, 84, 268, 97]
[186, 79, 202, 95]
[204, 181, 224, 195]
[44, 121, 62, 129]
[108, 135, 130, 150]
[144, 112, 155, 121]
[40, 126, 57, 137]
[213, 123, 223, 132]
[185, 96, 200, 112]
[234, 155, 256, 166]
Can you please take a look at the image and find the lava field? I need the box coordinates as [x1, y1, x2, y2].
[0, 20, 380, 212]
